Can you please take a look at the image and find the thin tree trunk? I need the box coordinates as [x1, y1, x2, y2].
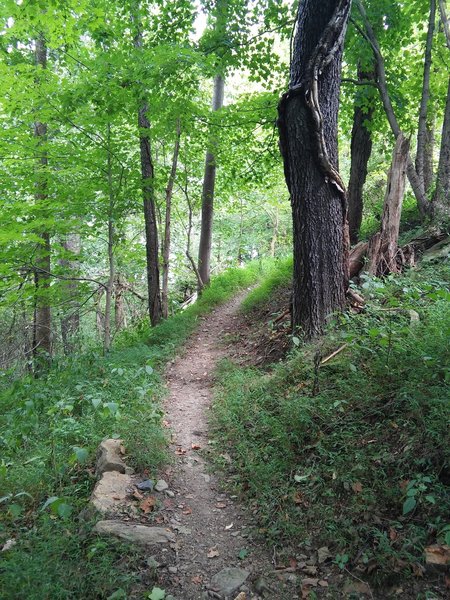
[431, 1, 450, 220]
[114, 275, 127, 331]
[270, 208, 279, 257]
[104, 125, 115, 352]
[197, 74, 225, 290]
[60, 234, 81, 354]
[348, 65, 375, 244]
[368, 134, 410, 275]
[278, 0, 351, 338]
[416, 0, 436, 192]
[161, 119, 181, 318]
[423, 118, 435, 194]
[432, 77, 450, 220]
[33, 36, 51, 366]
[133, 4, 162, 326]
[355, 0, 430, 218]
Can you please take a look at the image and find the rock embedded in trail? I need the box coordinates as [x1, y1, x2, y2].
[91, 471, 133, 514]
[209, 567, 250, 598]
[137, 479, 155, 491]
[94, 520, 175, 546]
[96, 438, 127, 476]
[155, 479, 169, 492]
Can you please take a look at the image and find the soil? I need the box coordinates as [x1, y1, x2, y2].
[154, 292, 298, 599]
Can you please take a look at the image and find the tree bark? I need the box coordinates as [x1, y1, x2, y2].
[431, 1, 450, 220]
[432, 77, 450, 220]
[416, 0, 436, 194]
[278, 0, 351, 338]
[114, 275, 127, 331]
[161, 119, 181, 318]
[197, 73, 225, 290]
[33, 36, 51, 366]
[355, 0, 431, 218]
[60, 234, 81, 354]
[133, 10, 162, 326]
[104, 125, 115, 352]
[348, 65, 375, 244]
[368, 134, 410, 276]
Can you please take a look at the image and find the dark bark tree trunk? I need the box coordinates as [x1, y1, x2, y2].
[197, 73, 225, 290]
[161, 119, 181, 318]
[423, 118, 435, 194]
[416, 0, 436, 194]
[33, 36, 51, 366]
[278, 0, 351, 339]
[347, 65, 375, 244]
[368, 134, 410, 276]
[60, 234, 81, 354]
[133, 10, 162, 326]
[104, 125, 115, 352]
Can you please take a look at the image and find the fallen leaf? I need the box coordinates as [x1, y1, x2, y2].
[207, 547, 220, 558]
[424, 544, 450, 565]
[302, 578, 318, 587]
[175, 448, 186, 455]
[318, 580, 329, 587]
[191, 575, 203, 585]
[411, 562, 425, 577]
[140, 496, 157, 513]
[162, 419, 170, 427]
[182, 507, 192, 515]
[1, 539, 16, 552]
[289, 557, 297, 569]
[216, 502, 227, 509]
[293, 491, 304, 504]
[389, 527, 398, 541]
[191, 443, 201, 450]
[132, 489, 144, 501]
[352, 481, 363, 493]
[225, 523, 234, 530]
[233, 593, 246, 600]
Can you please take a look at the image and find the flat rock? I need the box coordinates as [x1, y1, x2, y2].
[210, 567, 250, 598]
[91, 471, 132, 514]
[94, 520, 175, 546]
[96, 438, 126, 476]
[155, 479, 169, 492]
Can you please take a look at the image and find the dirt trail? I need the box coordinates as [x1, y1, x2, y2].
[156, 293, 297, 600]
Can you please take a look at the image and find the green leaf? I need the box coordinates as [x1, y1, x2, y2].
[41, 496, 59, 511]
[73, 446, 89, 464]
[107, 590, 127, 600]
[148, 588, 165, 600]
[57, 503, 73, 519]
[402, 496, 416, 515]
[145, 365, 154, 375]
[9, 503, 23, 519]
[238, 548, 249, 560]
[292, 336, 300, 347]
[91, 398, 102, 409]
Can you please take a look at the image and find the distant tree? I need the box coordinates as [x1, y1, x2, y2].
[278, 0, 352, 338]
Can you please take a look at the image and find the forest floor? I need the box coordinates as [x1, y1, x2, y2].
[152, 292, 298, 599]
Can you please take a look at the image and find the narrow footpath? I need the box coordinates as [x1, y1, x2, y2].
[156, 293, 297, 599]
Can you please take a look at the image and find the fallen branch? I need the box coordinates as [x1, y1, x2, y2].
[320, 343, 348, 365]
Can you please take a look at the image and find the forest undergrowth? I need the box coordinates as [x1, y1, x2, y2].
[211, 257, 450, 595]
[0, 261, 265, 599]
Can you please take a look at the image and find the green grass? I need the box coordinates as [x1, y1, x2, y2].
[0, 258, 269, 599]
[241, 256, 292, 312]
[211, 262, 450, 587]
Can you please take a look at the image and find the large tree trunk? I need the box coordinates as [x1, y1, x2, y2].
[197, 73, 225, 289]
[161, 119, 181, 319]
[368, 134, 410, 276]
[348, 65, 375, 244]
[33, 36, 51, 366]
[278, 0, 351, 339]
[60, 234, 81, 354]
[416, 0, 436, 194]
